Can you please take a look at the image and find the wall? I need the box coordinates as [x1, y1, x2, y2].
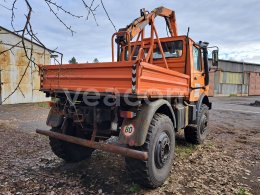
[0, 28, 51, 104]
[249, 72, 260, 96]
[208, 59, 260, 96]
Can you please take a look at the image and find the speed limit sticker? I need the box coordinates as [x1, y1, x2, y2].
[123, 124, 135, 136]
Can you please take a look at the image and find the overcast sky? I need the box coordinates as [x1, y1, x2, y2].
[1, 0, 260, 64]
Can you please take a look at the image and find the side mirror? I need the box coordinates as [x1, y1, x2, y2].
[212, 50, 219, 67]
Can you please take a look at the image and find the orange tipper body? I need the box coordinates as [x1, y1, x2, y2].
[37, 7, 217, 188]
[40, 35, 204, 101]
[40, 60, 190, 97]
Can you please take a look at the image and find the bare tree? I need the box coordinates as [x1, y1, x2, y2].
[0, 0, 117, 104]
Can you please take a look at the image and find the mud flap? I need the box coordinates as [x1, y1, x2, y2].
[119, 99, 176, 146]
[46, 107, 64, 128]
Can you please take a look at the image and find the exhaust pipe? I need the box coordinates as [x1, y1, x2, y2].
[36, 129, 148, 161]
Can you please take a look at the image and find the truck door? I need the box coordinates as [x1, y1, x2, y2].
[191, 45, 205, 101]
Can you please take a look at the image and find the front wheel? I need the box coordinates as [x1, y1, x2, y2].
[125, 113, 175, 188]
[184, 104, 209, 144]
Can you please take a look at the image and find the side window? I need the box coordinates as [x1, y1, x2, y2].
[192, 46, 202, 71]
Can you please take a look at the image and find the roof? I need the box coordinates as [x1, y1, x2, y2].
[209, 58, 260, 66]
[0, 25, 53, 52]
[209, 58, 260, 73]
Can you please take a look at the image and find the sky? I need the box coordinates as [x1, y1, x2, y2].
[0, 0, 260, 64]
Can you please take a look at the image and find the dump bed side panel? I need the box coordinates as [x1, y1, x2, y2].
[137, 62, 190, 96]
[41, 62, 134, 93]
[40, 61, 190, 97]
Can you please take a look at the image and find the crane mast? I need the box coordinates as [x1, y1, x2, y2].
[116, 6, 178, 46]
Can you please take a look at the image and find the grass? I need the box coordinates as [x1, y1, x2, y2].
[129, 183, 141, 193]
[235, 187, 249, 195]
[36, 102, 50, 108]
[201, 142, 215, 149]
[175, 143, 197, 159]
[174, 128, 215, 159]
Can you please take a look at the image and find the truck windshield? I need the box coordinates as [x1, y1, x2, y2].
[125, 40, 183, 60]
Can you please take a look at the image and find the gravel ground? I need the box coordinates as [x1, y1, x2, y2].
[0, 96, 259, 194]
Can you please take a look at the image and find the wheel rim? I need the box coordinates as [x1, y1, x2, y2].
[155, 132, 171, 169]
[200, 114, 208, 135]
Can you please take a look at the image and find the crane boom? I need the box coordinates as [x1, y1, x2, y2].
[116, 6, 178, 45]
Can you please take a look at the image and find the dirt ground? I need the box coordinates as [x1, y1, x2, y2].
[0, 96, 259, 194]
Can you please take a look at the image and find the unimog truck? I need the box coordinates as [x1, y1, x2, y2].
[36, 7, 219, 188]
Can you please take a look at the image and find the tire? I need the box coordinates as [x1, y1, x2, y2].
[49, 127, 95, 163]
[184, 104, 209, 144]
[125, 113, 175, 188]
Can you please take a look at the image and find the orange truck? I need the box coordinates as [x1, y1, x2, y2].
[36, 7, 219, 188]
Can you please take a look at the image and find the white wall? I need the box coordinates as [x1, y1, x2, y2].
[0, 28, 51, 104]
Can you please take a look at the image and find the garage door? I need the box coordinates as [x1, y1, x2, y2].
[208, 71, 215, 96]
[249, 72, 260, 95]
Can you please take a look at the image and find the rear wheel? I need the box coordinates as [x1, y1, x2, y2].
[49, 125, 95, 163]
[184, 104, 209, 144]
[125, 113, 175, 188]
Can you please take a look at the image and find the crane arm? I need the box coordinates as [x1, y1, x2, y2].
[155, 7, 178, 37]
[116, 7, 178, 45]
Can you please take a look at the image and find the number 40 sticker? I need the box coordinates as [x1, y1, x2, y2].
[123, 124, 135, 136]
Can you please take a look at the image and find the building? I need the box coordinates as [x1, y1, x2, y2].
[209, 59, 260, 96]
[0, 26, 53, 104]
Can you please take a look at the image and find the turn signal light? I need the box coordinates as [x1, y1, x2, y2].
[120, 111, 136, 119]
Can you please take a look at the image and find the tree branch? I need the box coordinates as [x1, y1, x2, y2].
[82, 0, 99, 26]
[45, 1, 75, 35]
[100, 0, 117, 32]
[0, 0, 117, 103]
